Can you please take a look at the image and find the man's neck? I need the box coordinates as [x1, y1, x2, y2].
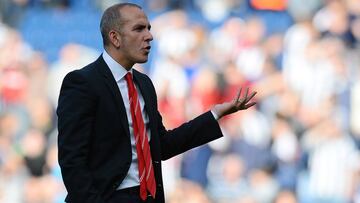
[104, 46, 133, 71]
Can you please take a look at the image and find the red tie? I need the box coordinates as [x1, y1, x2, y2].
[125, 72, 156, 200]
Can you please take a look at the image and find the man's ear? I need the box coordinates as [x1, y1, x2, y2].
[108, 30, 121, 48]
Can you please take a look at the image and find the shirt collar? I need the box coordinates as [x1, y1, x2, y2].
[102, 49, 132, 82]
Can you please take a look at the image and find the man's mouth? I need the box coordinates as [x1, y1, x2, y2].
[143, 46, 151, 53]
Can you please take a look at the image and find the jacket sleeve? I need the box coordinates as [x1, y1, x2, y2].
[57, 70, 105, 203]
[157, 110, 223, 160]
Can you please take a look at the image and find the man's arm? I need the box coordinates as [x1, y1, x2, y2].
[157, 110, 223, 160]
[157, 87, 257, 160]
[57, 71, 105, 203]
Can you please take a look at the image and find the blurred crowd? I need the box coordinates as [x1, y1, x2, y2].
[0, 0, 360, 203]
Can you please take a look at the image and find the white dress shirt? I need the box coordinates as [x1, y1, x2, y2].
[102, 50, 151, 190]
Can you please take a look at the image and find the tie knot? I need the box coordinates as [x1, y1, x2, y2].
[125, 72, 133, 83]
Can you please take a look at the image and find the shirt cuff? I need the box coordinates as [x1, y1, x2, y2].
[211, 110, 219, 120]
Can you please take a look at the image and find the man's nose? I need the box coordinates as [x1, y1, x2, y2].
[145, 30, 153, 42]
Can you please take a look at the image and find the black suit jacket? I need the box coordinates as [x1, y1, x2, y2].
[57, 55, 223, 203]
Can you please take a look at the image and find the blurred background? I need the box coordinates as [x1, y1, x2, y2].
[0, 0, 360, 202]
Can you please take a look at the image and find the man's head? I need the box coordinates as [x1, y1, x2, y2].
[100, 3, 153, 69]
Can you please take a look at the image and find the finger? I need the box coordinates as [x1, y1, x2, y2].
[243, 87, 249, 102]
[244, 102, 256, 109]
[235, 87, 242, 102]
[245, 91, 257, 103]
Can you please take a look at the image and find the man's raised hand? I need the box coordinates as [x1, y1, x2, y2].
[212, 87, 257, 119]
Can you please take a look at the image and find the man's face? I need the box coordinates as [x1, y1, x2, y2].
[117, 6, 153, 67]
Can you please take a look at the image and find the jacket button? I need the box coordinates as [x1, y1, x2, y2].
[158, 183, 162, 187]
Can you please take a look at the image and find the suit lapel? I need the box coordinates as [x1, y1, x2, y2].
[95, 55, 130, 137]
[133, 70, 161, 165]
[132, 70, 158, 145]
[132, 70, 155, 125]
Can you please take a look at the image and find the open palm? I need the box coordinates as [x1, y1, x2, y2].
[212, 87, 257, 119]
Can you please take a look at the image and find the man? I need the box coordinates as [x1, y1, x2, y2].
[57, 3, 256, 203]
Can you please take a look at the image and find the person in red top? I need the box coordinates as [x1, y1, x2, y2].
[250, 0, 287, 11]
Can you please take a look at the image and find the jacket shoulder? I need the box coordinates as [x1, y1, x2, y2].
[63, 56, 102, 83]
[133, 69, 153, 84]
